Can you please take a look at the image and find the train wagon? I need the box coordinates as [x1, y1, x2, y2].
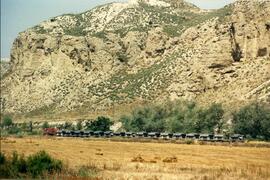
[120, 132, 126, 137]
[83, 131, 90, 138]
[186, 133, 195, 139]
[125, 132, 133, 137]
[43, 128, 58, 136]
[136, 132, 147, 137]
[113, 132, 121, 137]
[214, 134, 224, 141]
[148, 132, 157, 138]
[94, 131, 104, 137]
[104, 131, 113, 137]
[173, 133, 183, 139]
[199, 134, 209, 141]
[230, 134, 244, 142]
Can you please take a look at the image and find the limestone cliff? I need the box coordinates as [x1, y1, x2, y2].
[1, 0, 270, 121]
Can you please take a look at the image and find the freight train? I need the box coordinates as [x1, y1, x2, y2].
[44, 129, 245, 142]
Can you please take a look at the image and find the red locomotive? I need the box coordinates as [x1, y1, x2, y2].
[43, 128, 58, 136]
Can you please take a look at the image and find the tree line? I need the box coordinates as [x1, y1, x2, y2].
[1, 101, 270, 140]
[1, 116, 113, 136]
[120, 101, 270, 140]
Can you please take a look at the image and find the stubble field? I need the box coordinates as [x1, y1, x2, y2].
[1, 137, 270, 180]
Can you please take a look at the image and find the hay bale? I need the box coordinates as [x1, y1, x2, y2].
[163, 156, 178, 163]
[131, 155, 145, 163]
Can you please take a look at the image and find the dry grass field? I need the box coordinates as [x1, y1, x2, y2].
[1, 137, 270, 180]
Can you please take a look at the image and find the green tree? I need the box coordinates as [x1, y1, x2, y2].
[119, 116, 132, 131]
[87, 116, 113, 131]
[42, 122, 49, 129]
[183, 103, 202, 133]
[166, 114, 185, 133]
[131, 108, 149, 132]
[261, 113, 270, 140]
[21, 122, 28, 132]
[193, 109, 207, 133]
[63, 122, 72, 129]
[120, 101, 225, 134]
[204, 103, 224, 133]
[232, 102, 270, 140]
[122, 106, 165, 132]
[76, 120, 83, 130]
[147, 106, 166, 132]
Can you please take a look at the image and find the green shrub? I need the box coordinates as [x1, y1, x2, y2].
[26, 151, 62, 178]
[185, 140, 194, 145]
[163, 25, 180, 37]
[0, 151, 63, 178]
[92, 31, 107, 40]
[2, 116, 13, 127]
[7, 126, 21, 134]
[21, 122, 28, 131]
[64, 26, 86, 36]
[0, 153, 10, 178]
[0, 152, 27, 178]
[10, 152, 27, 175]
[0, 153, 5, 164]
[34, 26, 48, 34]
[27, 130, 42, 136]
[15, 133, 24, 138]
[116, 52, 129, 63]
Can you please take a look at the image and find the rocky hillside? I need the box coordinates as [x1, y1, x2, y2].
[1, 0, 270, 121]
[0, 58, 10, 77]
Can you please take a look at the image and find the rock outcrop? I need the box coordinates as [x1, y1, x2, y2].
[1, 0, 269, 121]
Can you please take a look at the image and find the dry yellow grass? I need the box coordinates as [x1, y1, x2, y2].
[1, 137, 270, 180]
